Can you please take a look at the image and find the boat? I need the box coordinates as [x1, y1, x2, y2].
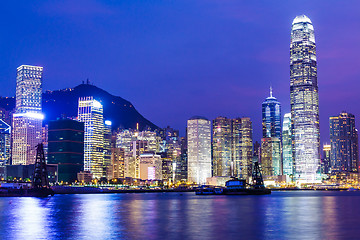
[195, 162, 271, 196]
[195, 185, 216, 195]
[0, 143, 55, 197]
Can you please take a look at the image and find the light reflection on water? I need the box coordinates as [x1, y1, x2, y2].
[0, 191, 359, 239]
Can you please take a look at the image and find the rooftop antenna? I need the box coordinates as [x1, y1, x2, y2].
[270, 86, 273, 98]
[86, 78, 90, 85]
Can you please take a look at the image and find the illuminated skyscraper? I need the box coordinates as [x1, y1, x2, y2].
[260, 137, 281, 177]
[282, 113, 293, 176]
[0, 120, 11, 166]
[261, 88, 282, 177]
[321, 144, 331, 174]
[187, 116, 211, 184]
[12, 65, 44, 165]
[212, 117, 232, 176]
[329, 112, 358, 173]
[78, 97, 104, 179]
[238, 117, 253, 180]
[103, 120, 112, 178]
[290, 15, 320, 182]
[262, 87, 281, 139]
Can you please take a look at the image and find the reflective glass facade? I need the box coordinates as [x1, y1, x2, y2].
[290, 15, 320, 182]
[78, 97, 104, 179]
[260, 137, 281, 177]
[329, 112, 358, 173]
[187, 117, 211, 184]
[282, 113, 293, 176]
[238, 118, 253, 180]
[262, 88, 281, 139]
[12, 65, 44, 165]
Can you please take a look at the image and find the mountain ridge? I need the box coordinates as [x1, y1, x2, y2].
[0, 83, 159, 131]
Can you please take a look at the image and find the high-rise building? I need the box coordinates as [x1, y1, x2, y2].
[139, 152, 162, 180]
[103, 120, 112, 178]
[262, 87, 281, 139]
[260, 138, 281, 177]
[177, 136, 188, 182]
[238, 117, 253, 180]
[282, 113, 293, 176]
[321, 144, 331, 174]
[12, 65, 44, 165]
[0, 120, 10, 179]
[290, 15, 320, 182]
[187, 116, 211, 184]
[212, 117, 232, 177]
[212, 117, 246, 178]
[329, 112, 358, 173]
[112, 148, 125, 179]
[261, 88, 282, 177]
[48, 118, 84, 183]
[78, 97, 104, 179]
[0, 120, 11, 166]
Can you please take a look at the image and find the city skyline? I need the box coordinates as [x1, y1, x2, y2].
[1, 1, 360, 144]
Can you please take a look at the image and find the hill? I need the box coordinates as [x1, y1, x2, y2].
[0, 84, 158, 131]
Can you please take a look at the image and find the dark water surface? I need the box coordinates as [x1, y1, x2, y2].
[0, 191, 359, 240]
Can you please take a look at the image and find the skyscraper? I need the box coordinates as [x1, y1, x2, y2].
[187, 116, 211, 184]
[238, 117, 253, 180]
[261, 88, 282, 177]
[212, 117, 232, 177]
[321, 144, 331, 174]
[290, 15, 320, 182]
[48, 118, 84, 183]
[262, 87, 281, 139]
[282, 113, 293, 176]
[12, 65, 44, 165]
[78, 97, 104, 179]
[329, 112, 358, 173]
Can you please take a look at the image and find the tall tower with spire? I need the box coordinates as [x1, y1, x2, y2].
[262, 87, 281, 139]
[290, 15, 320, 182]
[261, 87, 282, 177]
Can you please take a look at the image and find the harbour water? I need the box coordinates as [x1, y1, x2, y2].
[0, 191, 359, 239]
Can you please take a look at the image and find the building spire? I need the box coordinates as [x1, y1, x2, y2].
[270, 86, 273, 98]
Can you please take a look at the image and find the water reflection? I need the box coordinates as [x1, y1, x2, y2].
[0, 192, 359, 239]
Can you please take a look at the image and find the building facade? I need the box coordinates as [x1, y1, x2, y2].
[262, 87, 281, 139]
[238, 117, 253, 180]
[187, 116, 211, 184]
[48, 118, 84, 183]
[322, 144, 331, 174]
[290, 15, 320, 182]
[78, 97, 104, 179]
[139, 152, 162, 180]
[260, 137, 281, 177]
[282, 113, 293, 176]
[329, 112, 358, 173]
[212, 117, 232, 177]
[12, 65, 44, 165]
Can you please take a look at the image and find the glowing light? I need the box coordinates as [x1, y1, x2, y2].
[92, 100, 102, 109]
[105, 120, 112, 126]
[13, 112, 45, 120]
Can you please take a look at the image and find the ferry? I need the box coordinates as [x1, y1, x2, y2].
[195, 162, 271, 196]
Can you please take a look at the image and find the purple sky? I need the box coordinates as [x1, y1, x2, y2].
[1, 0, 360, 143]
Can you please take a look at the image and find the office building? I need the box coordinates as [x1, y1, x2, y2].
[329, 112, 358, 172]
[12, 65, 44, 165]
[238, 117, 253, 180]
[187, 116, 211, 184]
[262, 87, 281, 139]
[322, 144, 331, 174]
[139, 152, 162, 180]
[290, 15, 320, 182]
[48, 118, 84, 183]
[78, 97, 104, 179]
[282, 113, 293, 176]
